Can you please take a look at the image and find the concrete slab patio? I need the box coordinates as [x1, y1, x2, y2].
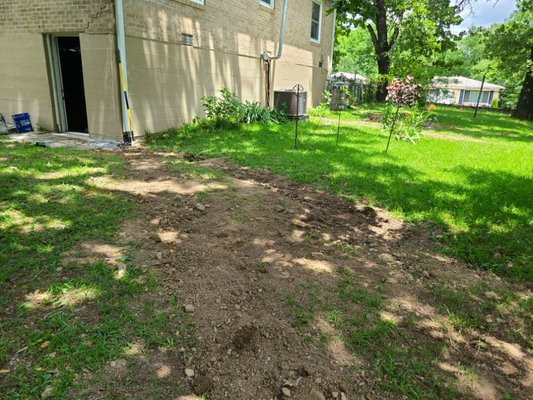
[7, 131, 122, 150]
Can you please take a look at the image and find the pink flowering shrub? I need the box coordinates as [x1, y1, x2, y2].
[386, 76, 422, 107]
[382, 76, 431, 145]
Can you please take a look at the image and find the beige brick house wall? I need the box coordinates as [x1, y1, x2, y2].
[124, 0, 334, 134]
[0, 0, 334, 139]
[0, 0, 119, 136]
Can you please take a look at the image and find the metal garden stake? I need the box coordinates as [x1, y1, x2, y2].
[293, 84, 304, 149]
[385, 105, 401, 154]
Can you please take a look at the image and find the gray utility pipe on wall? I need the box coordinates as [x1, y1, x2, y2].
[261, 0, 289, 61]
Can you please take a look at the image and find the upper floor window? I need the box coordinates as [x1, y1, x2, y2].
[311, 0, 322, 42]
[260, 0, 274, 8]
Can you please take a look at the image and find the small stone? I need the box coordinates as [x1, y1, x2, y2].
[156, 252, 163, 260]
[41, 387, 53, 399]
[314, 378, 322, 384]
[195, 203, 206, 211]
[291, 218, 309, 228]
[422, 270, 430, 278]
[340, 393, 347, 400]
[281, 387, 292, 397]
[40, 341, 49, 350]
[300, 364, 317, 377]
[184, 304, 195, 313]
[332, 391, 339, 399]
[309, 389, 326, 400]
[184, 368, 195, 377]
[193, 375, 214, 394]
[110, 361, 117, 368]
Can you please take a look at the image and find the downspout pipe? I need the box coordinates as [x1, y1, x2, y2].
[261, 0, 289, 61]
[114, 0, 134, 144]
[328, 9, 337, 78]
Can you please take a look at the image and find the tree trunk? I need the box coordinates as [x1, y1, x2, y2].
[376, 55, 391, 101]
[367, 0, 395, 102]
[513, 47, 533, 121]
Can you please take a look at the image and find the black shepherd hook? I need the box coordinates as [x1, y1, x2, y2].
[293, 84, 304, 149]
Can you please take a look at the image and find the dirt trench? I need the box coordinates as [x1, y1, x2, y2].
[73, 149, 531, 400]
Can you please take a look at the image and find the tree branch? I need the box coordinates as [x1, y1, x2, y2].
[367, 23, 380, 52]
[389, 26, 400, 50]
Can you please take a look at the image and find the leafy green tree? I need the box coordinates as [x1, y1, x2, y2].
[334, 26, 377, 77]
[331, 0, 468, 100]
[484, 1, 532, 120]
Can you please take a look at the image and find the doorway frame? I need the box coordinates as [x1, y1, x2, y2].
[46, 34, 88, 134]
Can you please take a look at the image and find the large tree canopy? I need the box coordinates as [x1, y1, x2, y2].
[331, 0, 469, 100]
[484, 0, 532, 120]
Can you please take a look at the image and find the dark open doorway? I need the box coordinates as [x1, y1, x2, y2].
[57, 37, 88, 133]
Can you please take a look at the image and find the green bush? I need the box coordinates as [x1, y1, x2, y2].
[491, 98, 499, 109]
[201, 88, 242, 122]
[201, 88, 288, 125]
[382, 105, 432, 144]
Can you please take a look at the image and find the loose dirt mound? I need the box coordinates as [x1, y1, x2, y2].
[79, 149, 531, 400]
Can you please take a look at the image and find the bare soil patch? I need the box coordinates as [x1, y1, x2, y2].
[75, 149, 531, 399]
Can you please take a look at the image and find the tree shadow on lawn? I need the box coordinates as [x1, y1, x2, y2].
[0, 142, 193, 398]
[0, 144, 130, 287]
[432, 109, 533, 143]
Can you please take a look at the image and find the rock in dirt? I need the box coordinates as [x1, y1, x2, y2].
[195, 203, 206, 211]
[309, 388, 326, 400]
[281, 387, 292, 397]
[184, 304, 195, 313]
[299, 364, 317, 377]
[340, 393, 347, 400]
[422, 270, 430, 278]
[193, 375, 214, 394]
[184, 368, 195, 377]
[291, 218, 309, 228]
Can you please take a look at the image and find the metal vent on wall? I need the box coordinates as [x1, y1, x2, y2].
[181, 33, 193, 46]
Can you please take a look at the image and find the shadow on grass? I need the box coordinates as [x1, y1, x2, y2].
[431, 108, 533, 143]
[0, 141, 195, 398]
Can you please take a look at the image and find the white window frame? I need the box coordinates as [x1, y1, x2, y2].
[260, 0, 274, 9]
[311, 0, 322, 43]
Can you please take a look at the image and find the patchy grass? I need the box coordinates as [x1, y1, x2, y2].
[0, 140, 193, 398]
[285, 267, 531, 399]
[147, 107, 533, 281]
[288, 269, 462, 399]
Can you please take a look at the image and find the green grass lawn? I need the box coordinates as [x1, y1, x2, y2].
[0, 140, 192, 398]
[148, 106, 533, 281]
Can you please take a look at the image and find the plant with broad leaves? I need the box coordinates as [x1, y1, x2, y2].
[386, 75, 422, 107]
[383, 77, 429, 151]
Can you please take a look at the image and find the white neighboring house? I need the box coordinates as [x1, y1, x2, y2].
[331, 72, 368, 83]
[429, 76, 504, 107]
